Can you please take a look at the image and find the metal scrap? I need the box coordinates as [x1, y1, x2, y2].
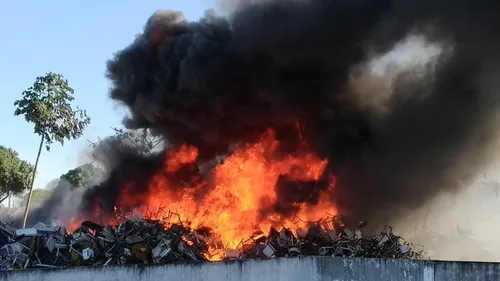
[0, 214, 423, 270]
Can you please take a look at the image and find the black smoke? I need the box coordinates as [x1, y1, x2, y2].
[81, 0, 500, 226]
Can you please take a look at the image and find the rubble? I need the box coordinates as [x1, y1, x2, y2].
[0, 214, 423, 270]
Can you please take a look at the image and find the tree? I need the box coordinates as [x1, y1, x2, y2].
[61, 163, 104, 188]
[112, 127, 164, 155]
[17, 189, 52, 208]
[14, 72, 91, 227]
[0, 146, 34, 203]
[89, 127, 164, 155]
[86, 127, 164, 168]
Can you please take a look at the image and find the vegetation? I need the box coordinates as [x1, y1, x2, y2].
[89, 127, 164, 155]
[61, 163, 104, 188]
[14, 72, 91, 227]
[0, 146, 34, 203]
[17, 188, 52, 208]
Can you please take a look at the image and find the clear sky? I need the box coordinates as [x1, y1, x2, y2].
[0, 0, 211, 190]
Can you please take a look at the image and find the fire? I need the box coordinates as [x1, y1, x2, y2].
[72, 129, 337, 260]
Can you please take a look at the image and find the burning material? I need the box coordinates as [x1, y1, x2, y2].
[0, 214, 422, 270]
[68, 0, 500, 246]
[79, 129, 338, 251]
[19, 0, 500, 270]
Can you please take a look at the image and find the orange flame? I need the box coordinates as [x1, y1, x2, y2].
[72, 128, 337, 260]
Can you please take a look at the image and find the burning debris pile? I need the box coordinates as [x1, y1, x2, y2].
[13, 0, 500, 270]
[72, 0, 500, 239]
[0, 214, 422, 270]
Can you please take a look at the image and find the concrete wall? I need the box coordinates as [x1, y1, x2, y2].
[0, 257, 499, 281]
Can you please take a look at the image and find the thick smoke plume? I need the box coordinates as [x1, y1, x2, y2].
[81, 0, 500, 226]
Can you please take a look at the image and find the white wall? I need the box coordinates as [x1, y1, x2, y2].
[0, 257, 499, 281]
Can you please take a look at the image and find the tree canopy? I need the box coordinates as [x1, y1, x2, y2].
[89, 127, 164, 158]
[111, 127, 164, 155]
[14, 72, 91, 227]
[14, 72, 91, 151]
[0, 146, 34, 201]
[61, 163, 104, 188]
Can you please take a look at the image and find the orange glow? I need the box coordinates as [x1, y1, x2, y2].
[165, 144, 198, 173]
[71, 128, 337, 260]
[67, 217, 83, 233]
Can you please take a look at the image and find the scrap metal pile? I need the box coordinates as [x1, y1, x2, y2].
[0, 214, 423, 270]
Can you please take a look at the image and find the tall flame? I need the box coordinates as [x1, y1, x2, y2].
[71, 129, 337, 260]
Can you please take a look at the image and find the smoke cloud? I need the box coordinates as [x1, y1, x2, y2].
[82, 0, 500, 227]
[27, 180, 85, 226]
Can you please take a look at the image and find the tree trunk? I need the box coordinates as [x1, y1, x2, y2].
[0, 194, 8, 205]
[22, 135, 44, 228]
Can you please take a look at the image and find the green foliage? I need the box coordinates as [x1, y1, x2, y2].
[17, 188, 52, 207]
[61, 163, 104, 188]
[14, 72, 91, 151]
[0, 146, 34, 196]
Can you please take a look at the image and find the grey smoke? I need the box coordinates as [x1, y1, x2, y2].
[20, 179, 85, 227]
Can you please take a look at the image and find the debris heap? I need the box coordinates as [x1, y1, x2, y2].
[0, 215, 423, 270]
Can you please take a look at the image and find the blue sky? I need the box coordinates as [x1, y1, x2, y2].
[0, 0, 212, 190]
